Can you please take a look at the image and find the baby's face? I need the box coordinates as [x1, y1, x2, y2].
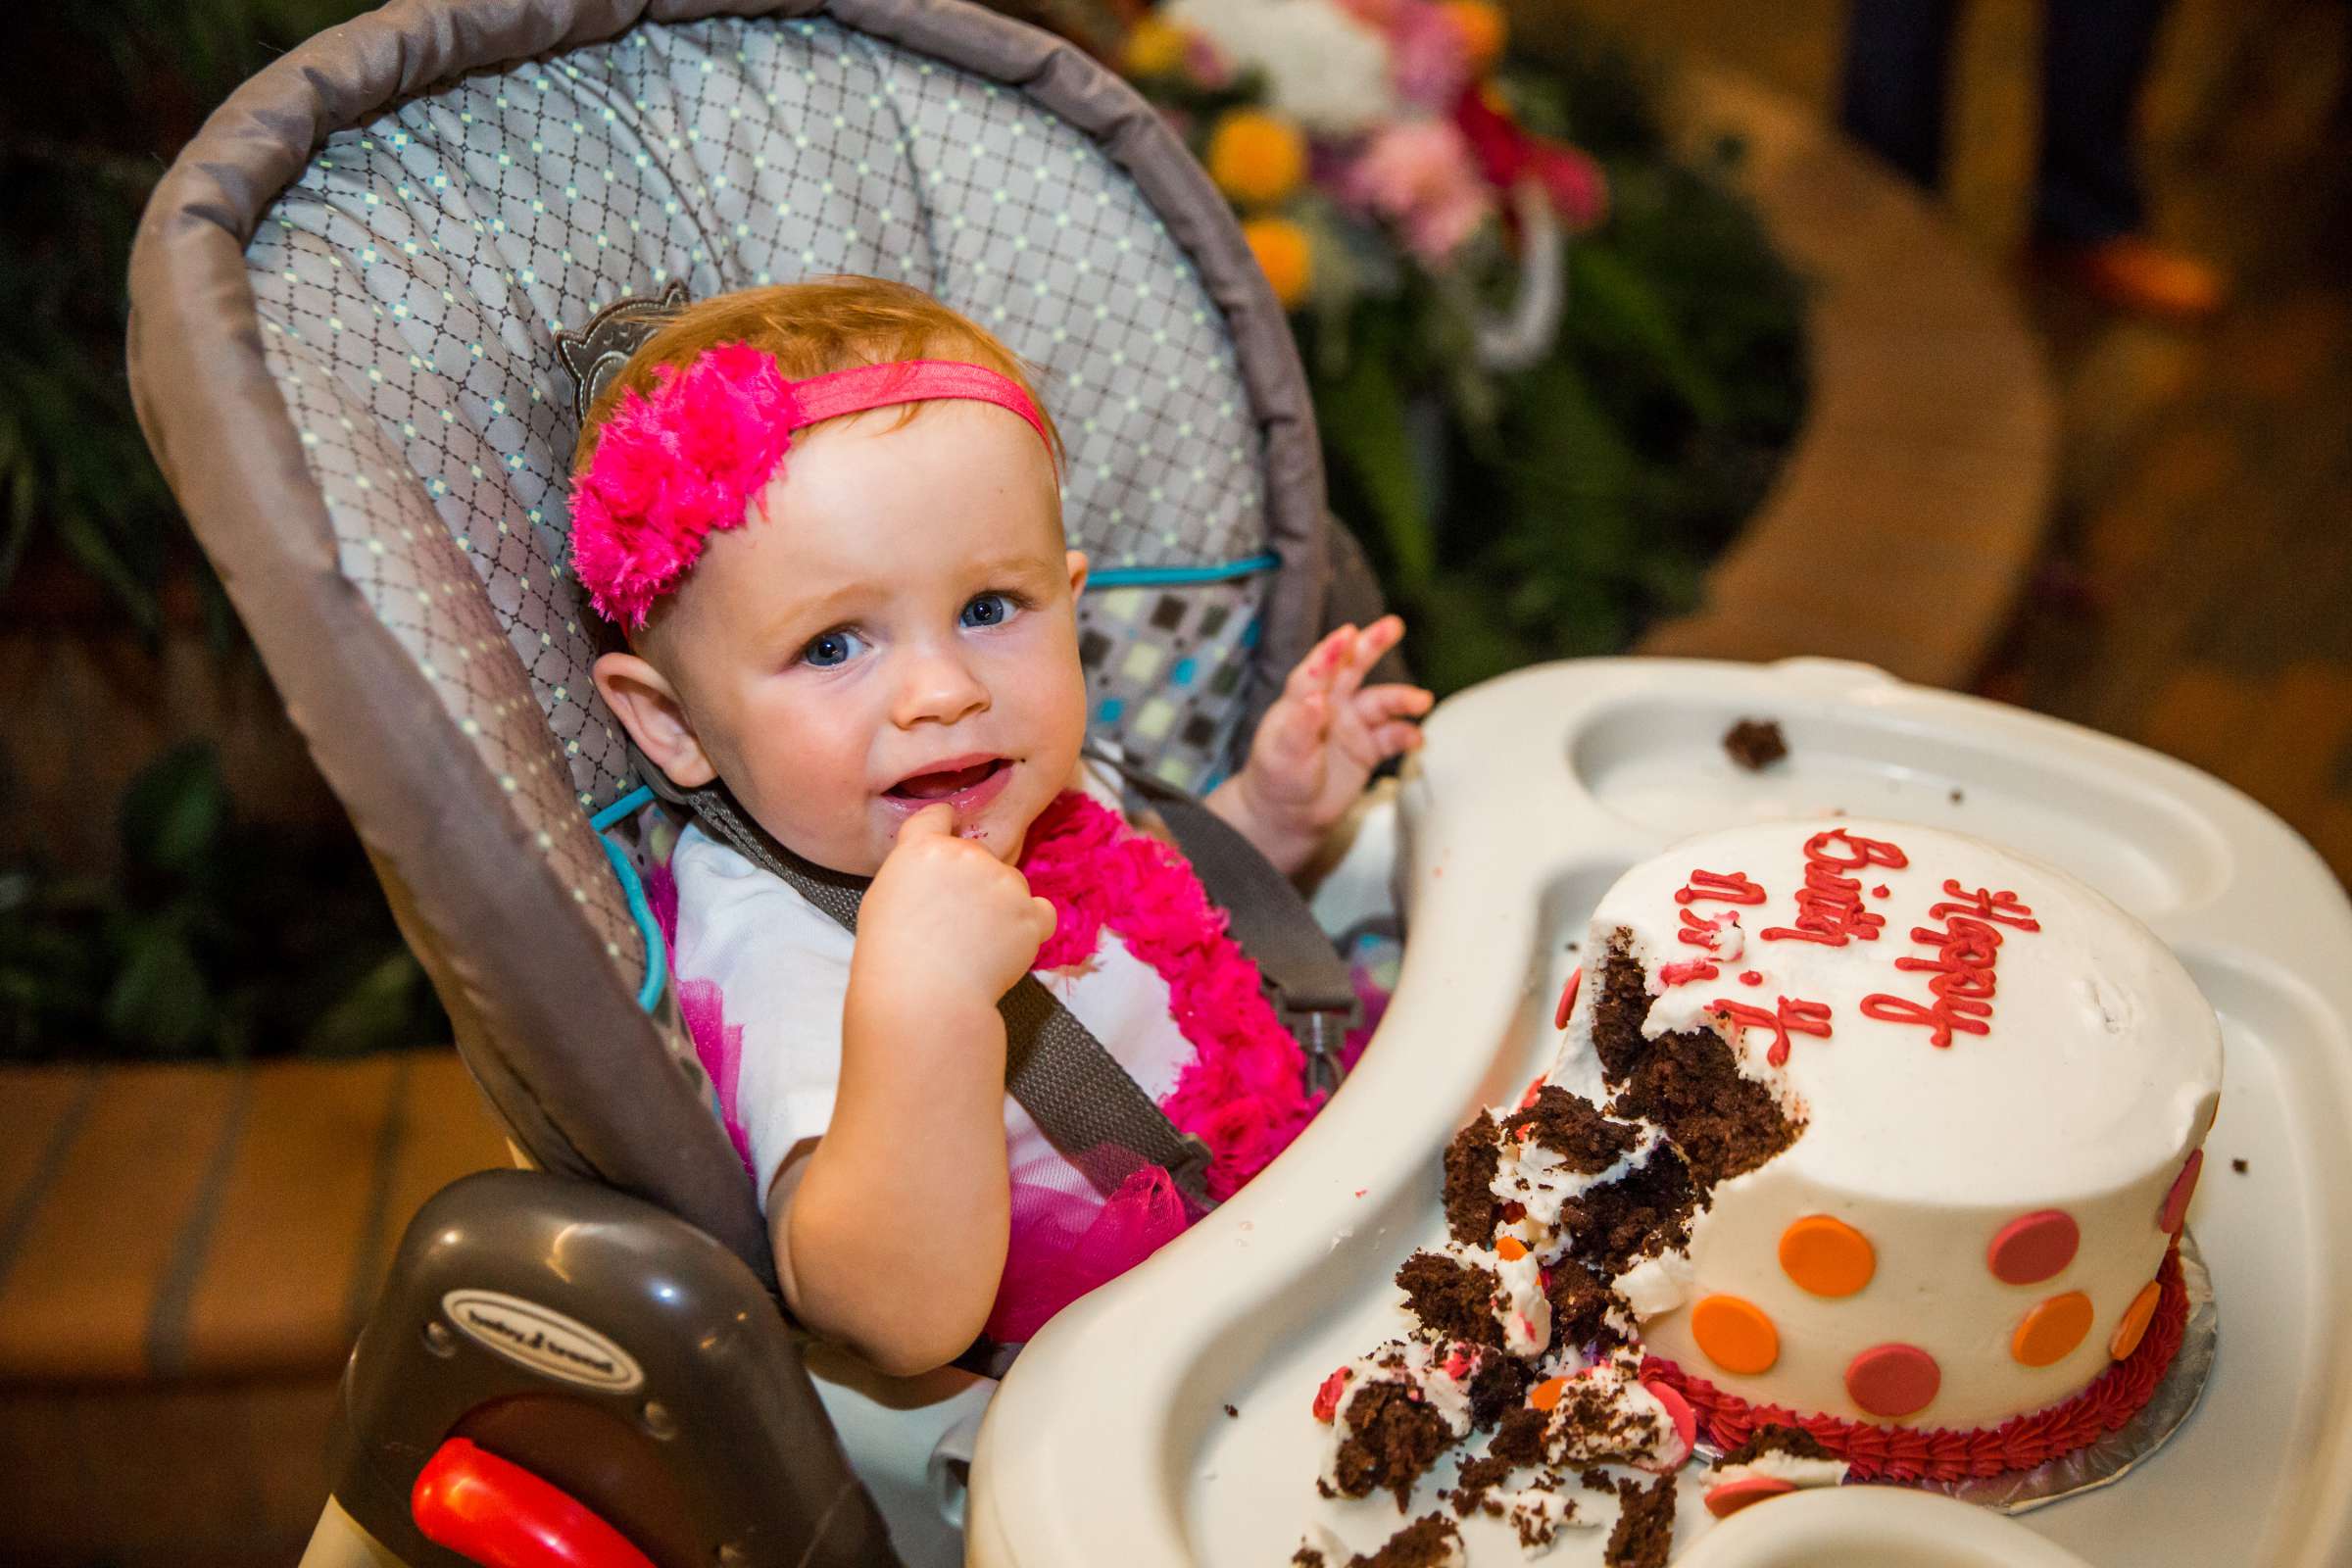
[652, 400, 1086, 874]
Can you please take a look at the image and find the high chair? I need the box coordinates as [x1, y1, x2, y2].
[127, 1, 1402, 1562]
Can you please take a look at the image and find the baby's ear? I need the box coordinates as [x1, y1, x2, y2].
[1064, 548, 1089, 600]
[593, 650, 717, 790]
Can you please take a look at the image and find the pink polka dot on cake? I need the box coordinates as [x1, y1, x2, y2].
[2159, 1148, 2202, 1235]
[1845, 1343, 1940, 1418]
[1986, 1208, 2080, 1285]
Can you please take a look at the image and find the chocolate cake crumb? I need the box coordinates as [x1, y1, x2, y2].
[1450, 1454, 1517, 1518]
[1715, 1423, 1837, 1468]
[1466, 1347, 1535, 1428]
[1950, 787, 1965, 804]
[2232, 1157, 2248, 1173]
[1604, 1474, 1677, 1568]
[1545, 1259, 1623, 1352]
[1396, 1251, 1504, 1349]
[1592, 941, 1799, 1190]
[1293, 1548, 1328, 1568]
[1723, 718, 1788, 770]
[1350, 1514, 1464, 1567]
[1578, 1468, 1616, 1494]
[1333, 1383, 1459, 1510]
[1566, 940, 1581, 953]
[1502, 1087, 1642, 1172]
[1556, 1148, 1699, 1276]
[1442, 1111, 1503, 1247]
[1223, 1403, 1239, 1418]
[1490, 1405, 1550, 1467]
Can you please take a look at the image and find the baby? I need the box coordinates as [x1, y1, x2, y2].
[574, 277, 1430, 1375]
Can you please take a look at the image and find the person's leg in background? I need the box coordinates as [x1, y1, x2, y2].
[1838, 0, 1964, 191]
[2033, 0, 2228, 318]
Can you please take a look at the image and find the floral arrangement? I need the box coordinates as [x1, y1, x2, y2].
[1122, 0, 1606, 309]
[1021, 0, 1810, 692]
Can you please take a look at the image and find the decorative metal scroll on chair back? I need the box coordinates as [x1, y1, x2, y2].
[132, 0, 1337, 1283]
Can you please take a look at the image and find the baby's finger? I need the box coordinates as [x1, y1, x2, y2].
[1351, 682, 1434, 722]
[895, 802, 956, 841]
[1366, 718, 1427, 760]
[1332, 614, 1405, 704]
[1286, 625, 1355, 701]
[1029, 895, 1059, 940]
[1264, 688, 1329, 766]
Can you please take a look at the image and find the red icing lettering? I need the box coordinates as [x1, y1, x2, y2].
[1739, 969, 1763, 986]
[1929, 880, 2042, 931]
[1761, 829, 1904, 948]
[1861, 883, 2038, 1047]
[1679, 908, 1743, 950]
[1709, 995, 1833, 1067]
[1659, 959, 1720, 988]
[1676, 869, 1766, 906]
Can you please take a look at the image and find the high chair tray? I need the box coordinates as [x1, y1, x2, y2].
[965, 657, 2352, 1567]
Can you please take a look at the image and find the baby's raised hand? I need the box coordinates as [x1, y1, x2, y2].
[1211, 614, 1434, 875]
[855, 803, 1057, 1017]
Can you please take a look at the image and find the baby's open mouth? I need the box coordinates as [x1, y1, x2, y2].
[885, 757, 1008, 802]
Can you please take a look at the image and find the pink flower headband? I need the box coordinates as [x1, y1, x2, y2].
[568, 345, 1055, 628]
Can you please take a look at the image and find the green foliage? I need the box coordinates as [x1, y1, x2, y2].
[0, 743, 445, 1062]
[0, 1, 372, 636]
[1307, 34, 1808, 693]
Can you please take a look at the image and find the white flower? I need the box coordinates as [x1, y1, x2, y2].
[1163, 0, 1397, 136]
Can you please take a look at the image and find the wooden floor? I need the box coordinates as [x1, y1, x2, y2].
[1550, 0, 2352, 888]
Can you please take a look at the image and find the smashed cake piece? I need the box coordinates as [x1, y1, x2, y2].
[1296, 1513, 1466, 1568]
[1318, 1340, 1485, 1510]
[1602, 1474, 1678, 1568]
[1703, 1423, 1849, 1517]
[1722, 718, 1788, 771]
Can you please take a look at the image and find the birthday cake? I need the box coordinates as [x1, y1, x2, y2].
[1309, 818, 2219, 1557]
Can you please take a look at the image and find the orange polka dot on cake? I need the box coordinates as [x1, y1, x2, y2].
[1845, 1343, 1939, 1418]
[1986, 1208, 2080, 1285]
[1779, 1214, 1876, 1298]
[2110, 1279, 2164, 1360]
[1691, 1294, 1780, 1375]
[2013, 1291, 2094, 1366]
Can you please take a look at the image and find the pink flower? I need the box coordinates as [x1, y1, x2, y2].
[1388, 0, 1472, 112]
[567, 342, 796, 628]
[1338, 119, 1495, 265]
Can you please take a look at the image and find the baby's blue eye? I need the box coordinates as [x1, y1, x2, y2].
[801, 628, 865, 668]
[961, 592, 1018, 629]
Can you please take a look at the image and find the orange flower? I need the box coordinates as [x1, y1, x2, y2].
[1122, 17, 1189, 78]
[1207, 109, 1308, 208]
[1444, 0, 1507, 74]
[1242, 217, 1313, 309]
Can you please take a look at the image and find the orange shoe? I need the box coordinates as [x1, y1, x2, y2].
[2031, 235, 2229, 321]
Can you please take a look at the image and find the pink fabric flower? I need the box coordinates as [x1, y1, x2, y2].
[1339, 119, 1495, 265]
[567, 342, 798, 629]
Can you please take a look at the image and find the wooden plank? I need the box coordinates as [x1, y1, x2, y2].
[0, 1065, 235, 1382]
[180, 1055, 403, 1378]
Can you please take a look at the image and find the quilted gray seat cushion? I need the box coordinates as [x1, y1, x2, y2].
[243, 9, 1280, 890]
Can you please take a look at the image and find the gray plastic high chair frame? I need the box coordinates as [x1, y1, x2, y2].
[128, 0, 1395, 1561]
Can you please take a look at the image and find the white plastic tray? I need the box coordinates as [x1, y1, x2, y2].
[966, 658, 2352, 1567]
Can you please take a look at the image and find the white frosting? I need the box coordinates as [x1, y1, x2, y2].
[1716, 1451, 1849, 1488]
[1492, 1122, 1663, 1233]
[1552, 818, 2222, 1431]
[1492, 1247, 1551, 1357]
[1539, 1357, 1682, 1469]
[1502, 1481, 1593, 1550]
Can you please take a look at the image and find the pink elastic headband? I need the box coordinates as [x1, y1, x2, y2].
[568, 346, 1055, 628]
